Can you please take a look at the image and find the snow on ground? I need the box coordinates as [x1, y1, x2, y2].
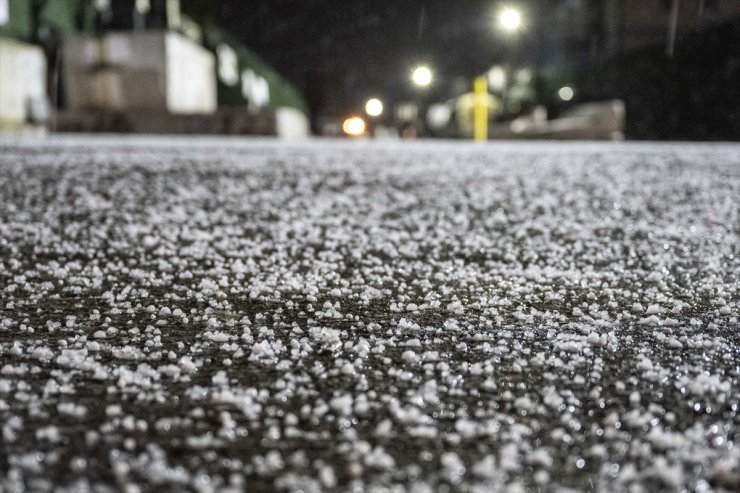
[0, 136, 738, 492]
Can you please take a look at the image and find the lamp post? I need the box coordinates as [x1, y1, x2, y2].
[495, 6, 524, 114]
[408, 65, 434, 137]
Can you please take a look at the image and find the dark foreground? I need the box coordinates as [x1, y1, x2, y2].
[0, 137, 738, 493]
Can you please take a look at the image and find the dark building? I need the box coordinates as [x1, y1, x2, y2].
[550, 0, 740, 63]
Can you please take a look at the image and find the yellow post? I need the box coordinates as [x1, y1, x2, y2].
[473, 76, 488, 142]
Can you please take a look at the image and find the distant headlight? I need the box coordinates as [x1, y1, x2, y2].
[343, 116, 366, 137]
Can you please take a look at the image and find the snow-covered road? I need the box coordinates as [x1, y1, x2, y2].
[0, 137, 738, 492]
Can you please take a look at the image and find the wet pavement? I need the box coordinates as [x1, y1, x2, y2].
[0, 137, 738, 493]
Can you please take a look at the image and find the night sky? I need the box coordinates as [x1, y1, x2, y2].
[212, 0, 552, 121]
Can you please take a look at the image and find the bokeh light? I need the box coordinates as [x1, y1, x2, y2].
[498, 7, 522, 32]
[412, 65, 433, 87]
[558, 86, 574, 101]
[365, 98, 384, 117]
[342, 116, 366, 136]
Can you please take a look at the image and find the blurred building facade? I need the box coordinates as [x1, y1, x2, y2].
[0, 0, 47, 131]
[63, 30, 217, 115]
[0, 0, 309, 136]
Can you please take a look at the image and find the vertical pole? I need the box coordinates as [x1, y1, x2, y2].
[473, 76, 488, 142]
[667, 0, 680, 58]
[50, 49, 59, 134]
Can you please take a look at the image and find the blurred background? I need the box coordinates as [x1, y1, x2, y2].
[1, 0, 739, 140]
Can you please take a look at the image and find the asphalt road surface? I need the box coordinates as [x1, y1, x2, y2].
[0, 137, 738, 493]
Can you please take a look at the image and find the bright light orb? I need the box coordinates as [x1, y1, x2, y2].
[558, 86, 574, 101]
[365, 98, 384, 117]
[411, 65, 433, 87]
[498, 8, 522, 32]
[343, 116, 366, 136]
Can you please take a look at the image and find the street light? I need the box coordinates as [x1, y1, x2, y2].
[558, 86, 574, 101]
[411, 65, 433, 87]
[365, 98, 384, 117]
[498, 7, 522, 33]
[495, 6, 524, 115]
[342, 116, 366, 137]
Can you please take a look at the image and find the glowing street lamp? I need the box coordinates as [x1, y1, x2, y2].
[411, 65, 433, 88]
[365, 98, 384, 117]
[498, 7, 522, 33]
[342, 116, 366, 137]
[558, 86, 574, 101]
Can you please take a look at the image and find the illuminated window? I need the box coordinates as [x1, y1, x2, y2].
[242, 69, 270, 108]
[217, 44, 239, 87]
